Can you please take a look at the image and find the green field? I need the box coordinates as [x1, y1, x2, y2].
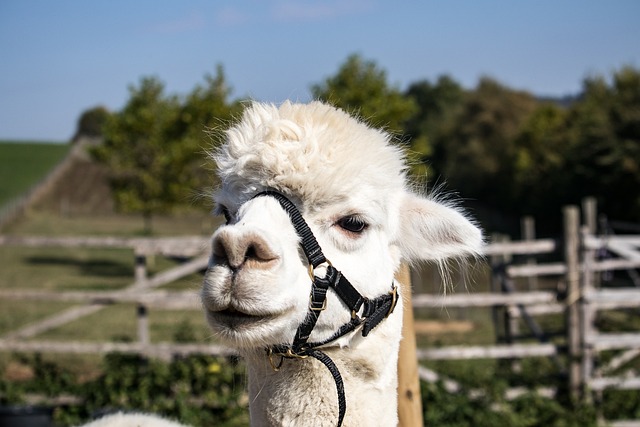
[0, 140, 70, 207]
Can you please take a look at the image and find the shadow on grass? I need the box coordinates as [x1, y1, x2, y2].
[24, 256, 132, 278]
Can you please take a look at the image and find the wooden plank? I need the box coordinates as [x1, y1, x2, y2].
[507, 263, 567, 277]
[413, 291, 557, 308]
[0, 235, 210, 257]
[586, 289, 640, 310]
[2, 304, 104, 339]
[608, 421, 640, 427]
[591, 259, 640, 272]
[482, 239, 557, 256]
[589, 376, 640, 391]
[0, 290, 201, 309]
[0, 339, 235, 359]
[606, 241, 640, 261]
[510, 304, 564, 316]
[588, 333, 640, 351]
[396, 264, 423, 427]
[584, 235, 640, 247]
[596, 349, 640, 375]
[0, 235, 136, 248]
[142, 254, 210, 289]
[416, 343, 558, 360]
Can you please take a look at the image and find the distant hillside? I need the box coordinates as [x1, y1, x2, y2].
[0, 138, 117, 230]
[30, 138, 115, 215]
[0, 141, 70, 207]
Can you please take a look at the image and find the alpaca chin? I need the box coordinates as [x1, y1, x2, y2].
[204, 304, 302, 349]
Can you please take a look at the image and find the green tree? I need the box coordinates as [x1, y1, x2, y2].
[91, 67, 238, 232]
[404, 75, 465, 178]
[564, 66, 640, 222]
[311, 54, 416, 133]
[73, 105, 111, 142]
[433, 77, 538, 215]
[513, 103, 570, 217]
[91, 76, 183, 233]
[173, 65, 241, 208]
[176, 65, 240, 142]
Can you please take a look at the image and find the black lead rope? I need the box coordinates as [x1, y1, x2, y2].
[253, 191, 398, 427]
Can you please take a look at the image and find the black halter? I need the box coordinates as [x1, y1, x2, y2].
[252, 191, 399, 427]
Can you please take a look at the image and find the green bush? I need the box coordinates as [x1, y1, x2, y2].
[423, 381, 598, 427]
[0, 353, 248, 427]
[5, 353, 640, 426]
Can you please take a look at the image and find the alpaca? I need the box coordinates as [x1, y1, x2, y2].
[201, 101, 483, 426]
[80, 412, 187, 427]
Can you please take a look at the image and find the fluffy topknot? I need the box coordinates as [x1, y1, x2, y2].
[213, 101, 407, 207]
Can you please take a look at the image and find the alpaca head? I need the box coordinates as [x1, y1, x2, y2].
[202, 101, 482, 350]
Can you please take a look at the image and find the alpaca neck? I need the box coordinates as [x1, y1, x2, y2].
[242, 329, 400, 427]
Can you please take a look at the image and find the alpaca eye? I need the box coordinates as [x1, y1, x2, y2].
[336, 216, 368, 234]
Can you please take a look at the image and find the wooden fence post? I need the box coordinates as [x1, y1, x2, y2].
[396, 263, 423, 426]
[134, 248, 148, 285]
[521, 216, 538, 291]
[581, 197, 598, 405]
[580, 225, 596, 404]
[563, 205, 582, 402]
[137, 304, 150, 346]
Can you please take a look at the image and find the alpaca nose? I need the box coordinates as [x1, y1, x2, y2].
[212, 229, 280, 271]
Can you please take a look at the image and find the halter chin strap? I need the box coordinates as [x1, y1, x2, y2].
[253, 191, 399, 427]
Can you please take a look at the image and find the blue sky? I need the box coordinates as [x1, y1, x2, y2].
[1, 0, 639, 142]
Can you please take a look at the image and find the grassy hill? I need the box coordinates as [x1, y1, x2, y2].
[0, 140, 71, 207]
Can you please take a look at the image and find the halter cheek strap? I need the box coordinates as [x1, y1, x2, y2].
[252, 191, 399, 427]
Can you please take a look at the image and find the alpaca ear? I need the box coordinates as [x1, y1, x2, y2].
[395, 192, 483, 262]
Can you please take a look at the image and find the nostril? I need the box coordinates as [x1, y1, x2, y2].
[245, 244, 258, 261]
[212, 237, 231, 267]
[211, 229, 279, 271]
[242, 236, 280, 270]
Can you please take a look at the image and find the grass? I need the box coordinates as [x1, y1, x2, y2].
[0, 140, 70, 207]
[0, 245, 135, 292]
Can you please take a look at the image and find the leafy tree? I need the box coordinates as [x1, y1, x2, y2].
[433, 77, 538, 214]
[73, 105, 111, 142]
[311, 54, 416, 133]
[92, 77, 184, 233]
[563, 66, 640, 222]
[513, 103, 570, 218]
[91, 67, 238, 232]
[404, 75, 465, 178]
[172, 65, 241, 208]
[175, 65, 240, 143]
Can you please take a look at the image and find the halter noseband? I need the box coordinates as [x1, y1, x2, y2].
[252, 191, 399, 427]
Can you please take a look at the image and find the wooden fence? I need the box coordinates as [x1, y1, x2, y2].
[1, 199, 640, 425]
[412, 199, 640, 427]
[0, 235, 216, 360]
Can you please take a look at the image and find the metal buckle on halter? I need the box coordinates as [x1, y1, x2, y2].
[309, 295, 327, 311]
[268, 347, 309, 371]
[308, 259, 332, 281]
[386, 285, 398, 318]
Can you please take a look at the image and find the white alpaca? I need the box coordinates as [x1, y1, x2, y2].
[80, 412, 186, 427]
[200, 101, 483, 426]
